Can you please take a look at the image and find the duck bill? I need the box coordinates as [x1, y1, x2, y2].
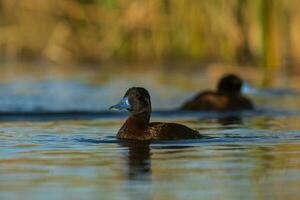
[109, 96, 130, 111]
[242, 82, 257, 94]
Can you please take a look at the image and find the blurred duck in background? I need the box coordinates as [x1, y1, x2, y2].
[180, 74, 254, 112]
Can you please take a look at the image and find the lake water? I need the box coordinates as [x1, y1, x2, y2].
[0, 72, 300, 200]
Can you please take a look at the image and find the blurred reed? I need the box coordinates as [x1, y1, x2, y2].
[0, 0, 300, 81]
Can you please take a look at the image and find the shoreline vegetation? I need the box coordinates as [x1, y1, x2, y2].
[0, 0, 300, 86]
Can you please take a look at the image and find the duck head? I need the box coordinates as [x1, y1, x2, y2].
[217, 74, 242, 95]
[110, 87, 151, 116]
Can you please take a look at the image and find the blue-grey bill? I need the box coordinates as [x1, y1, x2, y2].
[109, 96, 130, 110]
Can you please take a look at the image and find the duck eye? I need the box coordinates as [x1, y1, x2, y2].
[138, 96, 145, 102]
[143, 99, 149, 106]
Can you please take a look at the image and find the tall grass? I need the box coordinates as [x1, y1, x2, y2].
[0, 0, 300, 72]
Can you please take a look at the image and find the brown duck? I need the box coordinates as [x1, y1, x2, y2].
[181, 74, 254, 112]
[110, 87, 202, 140]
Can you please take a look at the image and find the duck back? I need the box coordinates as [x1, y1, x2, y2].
[117, 116, 201, 140]
[181, 90, 253, 111]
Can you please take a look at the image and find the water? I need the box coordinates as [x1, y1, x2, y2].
[0, 76, 300, 200]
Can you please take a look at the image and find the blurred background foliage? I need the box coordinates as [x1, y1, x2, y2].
[0, 0, 300, 85]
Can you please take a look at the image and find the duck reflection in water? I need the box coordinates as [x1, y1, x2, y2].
[120, 141, 193, 200]
[122, 141, 152, 180]
[120, 141, 153, 200]
[218, 115, 243, 126]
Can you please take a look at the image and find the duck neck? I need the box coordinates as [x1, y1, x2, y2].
[126, 111, 150, 129]
[219, 90, 240, 96]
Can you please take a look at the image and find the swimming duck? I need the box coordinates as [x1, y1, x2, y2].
[180, 74, 254, 111]
[110, 87, 202, 140]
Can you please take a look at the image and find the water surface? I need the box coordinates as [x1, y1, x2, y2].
[0, 77, 300, 200]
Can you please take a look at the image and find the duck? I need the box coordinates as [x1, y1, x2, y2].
[180, 74, 254, 112]
[110, 87, 202, 140]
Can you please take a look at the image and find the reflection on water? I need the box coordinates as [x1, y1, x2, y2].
[0, 77, 300, 199]
[122, 142, 152, 200]
[123, 142, 151, 181]
[1, 77, 300, 114]
[0, 114, 300, 200]
[218, 115, 243, 126]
